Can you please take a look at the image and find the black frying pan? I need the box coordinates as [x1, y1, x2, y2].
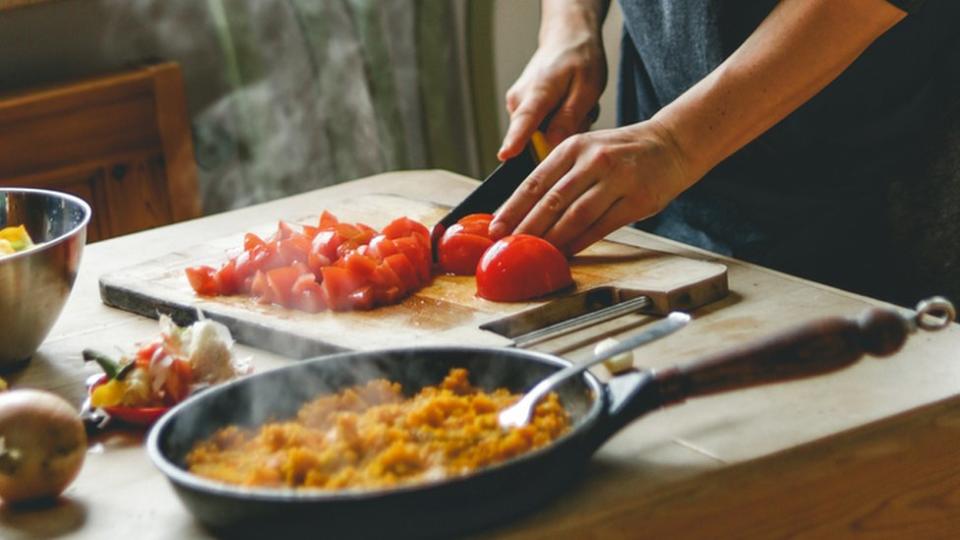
[147, 301, 952, 539]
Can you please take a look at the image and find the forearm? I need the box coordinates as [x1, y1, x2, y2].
[653, 0, 906, 183]
[539, 0, 610, 45]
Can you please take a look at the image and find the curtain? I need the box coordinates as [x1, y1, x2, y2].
[99, 0, 481, 214]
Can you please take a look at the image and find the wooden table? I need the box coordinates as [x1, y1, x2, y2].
[3, 171, 959, 539]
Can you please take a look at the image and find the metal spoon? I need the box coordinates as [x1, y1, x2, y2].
[498, 311, 691, 429]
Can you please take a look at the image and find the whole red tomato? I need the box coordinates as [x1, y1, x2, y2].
[475, 234, 573, 302]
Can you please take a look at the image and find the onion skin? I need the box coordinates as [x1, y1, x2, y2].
[0, 390, 87, 504]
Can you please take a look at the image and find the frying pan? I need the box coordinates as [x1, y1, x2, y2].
[147, 300, 954, 539]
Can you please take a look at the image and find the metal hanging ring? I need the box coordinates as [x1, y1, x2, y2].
[914, 296, 956, 331]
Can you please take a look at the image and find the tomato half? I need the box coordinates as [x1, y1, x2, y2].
[437, 224, 494, 276]
[475, 234, 573, 302]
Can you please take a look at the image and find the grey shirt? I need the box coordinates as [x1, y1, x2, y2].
[618, 0, 960, 295]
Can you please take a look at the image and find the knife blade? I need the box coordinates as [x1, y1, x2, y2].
[430, 131, 551, 260]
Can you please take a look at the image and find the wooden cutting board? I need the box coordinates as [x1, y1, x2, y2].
[99, 193, 728, 358]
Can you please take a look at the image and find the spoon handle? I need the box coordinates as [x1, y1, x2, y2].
[523, 312, 690, 406]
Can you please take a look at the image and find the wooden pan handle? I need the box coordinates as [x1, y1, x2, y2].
[653, 308, 912, 405]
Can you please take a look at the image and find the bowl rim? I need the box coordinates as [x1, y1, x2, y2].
[1, 187, 92, 261]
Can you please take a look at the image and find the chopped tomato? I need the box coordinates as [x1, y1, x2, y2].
[266, 266, 302, 307]
[476, 234, 573, 302]
[187, 210, 434, 312]
[393, 236, 431, 282]
[455, 213, 494, 237]
[244, 232, 267, 252]
[382, 217, 430, 240]
[318, 210, 339, 229]
[321, 266, 363, 311]
[311, 230, 343, 261]
[438, 225, 494, 276]
[186, 266, 220, 295]
[367, 235, 399, 260]
[384, 253, 420, 293]
[278, 235, 311, 265]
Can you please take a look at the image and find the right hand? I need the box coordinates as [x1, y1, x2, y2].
[498, 18, 607, 161]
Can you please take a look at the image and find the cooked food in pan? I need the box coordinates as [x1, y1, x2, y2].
[186, 368, 570, 490]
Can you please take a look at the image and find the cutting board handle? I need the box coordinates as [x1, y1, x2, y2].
[652, 307, 917, 405]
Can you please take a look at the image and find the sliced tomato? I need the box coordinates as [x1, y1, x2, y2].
[277, 220, 300, 240]
[343, 251, 378, 280]
[318, 210, 339, 229]
[186, 265, 220, 295]
[311, 230, 343, 262]
[302, 224, 320, 239]
[367, 235, 399, 260]
[393, 236, 431, 283]
[214, 259, 240, 295]
[292, 274, 327, 312]
[476, 234, 573, 302]
[373, 285, 402, 306]
[384, 253, 420, 292]
[371, 261, 404, 292]
[278, 235, 311, 265]
[266, 266, 302, 307]
[250, 270, 274, 304]
[346, 286, 375, 311]
[320, 266, 363, 311]
[438, 226, 494, 276]
[456, 213, 494, 237]
[307, 252, 332, 278]
[244, 232, 267, 252]
[382, 217, 430, 241]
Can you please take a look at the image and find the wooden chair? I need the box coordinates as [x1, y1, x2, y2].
[0, 61, 200, 242]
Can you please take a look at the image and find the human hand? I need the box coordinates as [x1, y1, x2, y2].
[498, 17, 606, 161]
[489, 120, 695, 255]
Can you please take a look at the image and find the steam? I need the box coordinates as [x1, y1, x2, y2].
[97, 0, 428, 214]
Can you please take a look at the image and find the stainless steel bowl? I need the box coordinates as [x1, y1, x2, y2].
[0, 188, 91, 370]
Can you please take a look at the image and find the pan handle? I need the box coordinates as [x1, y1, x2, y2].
[652, 299, 953, 405]
[589, 298, 954, 447]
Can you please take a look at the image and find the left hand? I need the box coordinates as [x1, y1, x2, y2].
[488, 119, 695, 255]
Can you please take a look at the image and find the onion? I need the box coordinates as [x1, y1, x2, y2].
[0, 390, 86, 504]
[594, 337, 636, 374]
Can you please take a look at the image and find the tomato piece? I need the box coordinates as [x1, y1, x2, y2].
[277, 220, 300, 240]
[382, 217, 430, 241]
[250, 270, 272, 304]
[318, 210, 339, 229]
[163, 358, 193, 405]
[384, 253, 420, 292]
[307, 252, 332, 278]
[393, 236, 431, 282]
[475, 234, 573, 302]
[266, 266, 302, 307]
[438, 226, 494, 276]
[186, 265, 220, 295]
[346, 286, 375, 311]
[367, 235, 399, 260]
[371, 261, 404, 292]
[215, 259, 240, 295]
[343, 251, 378, 280]
[302, 224, 320, 239]
[456, 213, 494, 237]
[311, 230, 343, 262]
[373, 285, 402, 306]
[292, 274, 327, 312]
[278, 235, 311, 265]
[244, 232, 267, 252]
[320, 266, 363, 311]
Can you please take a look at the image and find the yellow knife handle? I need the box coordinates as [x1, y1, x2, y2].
[530, 131, 553, 163]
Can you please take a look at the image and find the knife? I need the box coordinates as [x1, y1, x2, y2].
[430, 131, 553, 260]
